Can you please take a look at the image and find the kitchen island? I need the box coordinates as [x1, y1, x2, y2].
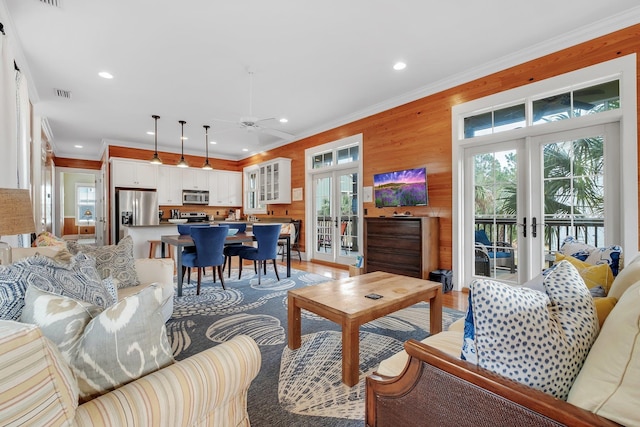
[123, 222, 181, 259]
[122, 220, 283, 260]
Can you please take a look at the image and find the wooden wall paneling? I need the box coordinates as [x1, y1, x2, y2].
[62, 217, 95, 236]
[107, 146, 240, 171]
[97, 24, 640, 264]
[53, 157, 102, 170]
[235, 23, 640, 269]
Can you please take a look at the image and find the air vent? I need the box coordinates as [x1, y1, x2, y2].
[54, 88, 72, 99]
[38, 0, 62, 7]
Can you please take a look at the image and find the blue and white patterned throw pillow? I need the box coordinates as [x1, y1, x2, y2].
[0, 253, 117, 321]
[0, 257, 45, 320]
[560, 236, 623, 276]
[26, 253, 117, 310]
[461, 260, 599, 400]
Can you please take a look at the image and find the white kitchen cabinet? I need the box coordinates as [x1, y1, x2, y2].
[182, 169, 209, 190]
[258, 158, 291, 204]
[111, 159, 158, 188]
[157, 165, 183, 205]
[209, 170, 242, 206]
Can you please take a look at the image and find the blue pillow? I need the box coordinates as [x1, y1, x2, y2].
[474, 230, 492, 246]
[560, 236, 623, 276]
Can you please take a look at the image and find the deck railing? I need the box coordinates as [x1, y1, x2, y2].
[475, 217, 605, 252]
[316, 215, 359, 254]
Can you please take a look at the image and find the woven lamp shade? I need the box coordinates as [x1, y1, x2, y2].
[0, 188, 36, 236]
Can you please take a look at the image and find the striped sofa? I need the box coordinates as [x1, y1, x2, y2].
[0, 320, 261, 426]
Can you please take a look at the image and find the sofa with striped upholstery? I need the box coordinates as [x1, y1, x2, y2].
[0, 320, 261, 426]
[0, 247, 262, 426]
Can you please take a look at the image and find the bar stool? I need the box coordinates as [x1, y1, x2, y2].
[148, 240, 175, 271]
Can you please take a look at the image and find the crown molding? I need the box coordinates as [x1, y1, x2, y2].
[296, 7, 640, 142]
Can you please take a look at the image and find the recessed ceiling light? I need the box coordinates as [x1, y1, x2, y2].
[181, 137, 188, 141]
[279, 118, 288, 123]
[98, 71, 114, 79]
[210, 140, 217, 145]
[242, 148, 249, 152]
[393, 62, 407, 71]
[74, 144, 83, 148]
[146, 131, 154, 135]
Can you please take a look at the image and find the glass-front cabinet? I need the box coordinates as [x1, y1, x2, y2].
[244, 158, 291, 213]
[259, 158, 290, 204]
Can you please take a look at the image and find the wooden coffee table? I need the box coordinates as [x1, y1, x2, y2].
[287, 271, 442, 386]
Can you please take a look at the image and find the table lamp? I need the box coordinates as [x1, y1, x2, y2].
[0, 188, 36, 265]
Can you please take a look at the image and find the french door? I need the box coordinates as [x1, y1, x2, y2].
[312, 167, 360, 265]
[465, 140, 524, 284]
[463, 123, 618, 285]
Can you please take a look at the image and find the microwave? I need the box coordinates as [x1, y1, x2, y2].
[182, 190, 209, 205]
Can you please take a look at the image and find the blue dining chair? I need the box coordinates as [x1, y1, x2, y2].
[222, 223, 248, 278]
[178, 224, 210, 256]
[182, 225, 228, 294]
[238, 223, 281, 285]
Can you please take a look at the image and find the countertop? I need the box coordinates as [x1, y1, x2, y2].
[127, 219, 292, 228]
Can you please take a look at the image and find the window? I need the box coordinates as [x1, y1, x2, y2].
[243, 167, 265, 214]
[312, 144, 360, 170]
[76, 184, 95, 225]
[463, 80, 620, 138]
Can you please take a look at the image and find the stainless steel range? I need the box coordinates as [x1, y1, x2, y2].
[180, 212, 209, 223]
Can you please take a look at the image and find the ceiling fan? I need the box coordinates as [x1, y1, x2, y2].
[213, 70, 294, 141]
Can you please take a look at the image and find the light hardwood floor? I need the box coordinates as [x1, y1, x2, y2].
[276, 259, 469, 313]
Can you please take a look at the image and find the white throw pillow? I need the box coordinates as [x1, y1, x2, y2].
[461, 260, 599, 400]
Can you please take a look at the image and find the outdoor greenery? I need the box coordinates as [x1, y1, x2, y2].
[474, 136, 605, 245]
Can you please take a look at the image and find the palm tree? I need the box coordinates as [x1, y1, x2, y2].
[498, 136, 604, 245]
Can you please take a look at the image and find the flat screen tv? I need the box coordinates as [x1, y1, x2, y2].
[374, 167, 428, 208]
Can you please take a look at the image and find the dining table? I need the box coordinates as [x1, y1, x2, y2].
[161, 231, 291, 296]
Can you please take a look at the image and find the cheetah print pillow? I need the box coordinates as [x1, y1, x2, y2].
[461, 260, 599, 400]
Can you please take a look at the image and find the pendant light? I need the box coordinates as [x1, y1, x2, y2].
[149, 115, 162, 164]
[176, 120, 189, 168]
[202, 125, 213, 170]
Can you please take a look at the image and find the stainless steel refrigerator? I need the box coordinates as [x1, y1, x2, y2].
[115, 189, 159, 243]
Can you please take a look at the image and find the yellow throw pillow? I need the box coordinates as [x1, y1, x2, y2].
[555, 253, 614, 294]
[593, 297, 617, 327]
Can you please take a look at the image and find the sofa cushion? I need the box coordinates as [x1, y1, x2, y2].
[607, 253, 640, 300]
[68, 235, 140, 288]
[559, 236, 623, 276]
[0, 320, 79, 425]
[376, 331, 464, 377]
[567, 281, 640, 426]
[34, 231, 67, 248]
[27, 253, 117, 311]
[71, 283, 174, 401]
[11, 246, 61, 262]
[555, 253, 614, 294]
[21, 285, 94, 358]
[461, 260, 599, 400]
[0, 254, 93, 321]
[21, 283, 174, 402]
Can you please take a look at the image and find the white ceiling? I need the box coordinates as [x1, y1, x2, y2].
[2, 0, 640, 161]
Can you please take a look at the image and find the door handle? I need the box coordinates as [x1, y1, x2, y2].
[532, 217, 537, 238]
[522, 217, 527, 238]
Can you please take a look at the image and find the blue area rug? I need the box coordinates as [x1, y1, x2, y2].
[167, 266, 465, 427]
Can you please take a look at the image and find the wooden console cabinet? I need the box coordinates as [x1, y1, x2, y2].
[364, 217, 439, 279]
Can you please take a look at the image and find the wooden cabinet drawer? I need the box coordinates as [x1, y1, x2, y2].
[364, 217, 439, 280]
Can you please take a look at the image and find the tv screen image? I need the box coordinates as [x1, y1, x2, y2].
[373, 167, 428, 208]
